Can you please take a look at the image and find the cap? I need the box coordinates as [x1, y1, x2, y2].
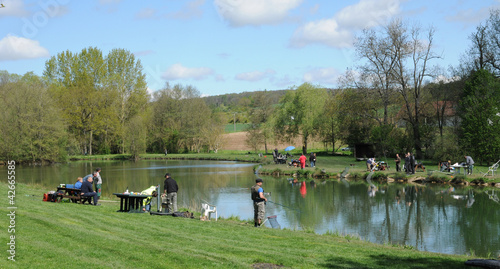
[165, 173, 170, 177]
[256, 178, 263, 183]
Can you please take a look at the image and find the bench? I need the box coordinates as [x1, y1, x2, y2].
[56, 187, 91, 204]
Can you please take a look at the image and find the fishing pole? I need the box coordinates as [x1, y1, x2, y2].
[267, 200, 301, 212]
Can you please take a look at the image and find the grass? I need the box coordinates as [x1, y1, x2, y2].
[224, 123, 252, 133]
[0, 182, 474, 268]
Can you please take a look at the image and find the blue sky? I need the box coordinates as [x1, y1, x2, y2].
[1, 0, 499, 96]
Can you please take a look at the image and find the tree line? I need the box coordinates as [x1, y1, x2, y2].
[0, 47, 224, 162]
[1, 10, 499, 164]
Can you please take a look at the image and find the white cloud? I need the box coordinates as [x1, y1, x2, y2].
[303, 67, 339, 85]
[290, 18, 352, 48]
[161, 63, 214, 80]
[290, 0, 401, 48]
[235, 69, 275, 81]
[214, 0, 302, 27]
[0, 35, 49, 61]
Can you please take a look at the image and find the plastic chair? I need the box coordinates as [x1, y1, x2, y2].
[483, 160, 500, 177]
[201, 203, 217, 221]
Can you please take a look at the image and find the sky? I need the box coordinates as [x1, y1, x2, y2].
[1, 0, 499, 96]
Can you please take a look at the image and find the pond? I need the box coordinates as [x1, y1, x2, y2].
[4, 159, 500, 257]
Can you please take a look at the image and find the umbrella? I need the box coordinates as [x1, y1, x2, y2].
[284, 146, 295, 151]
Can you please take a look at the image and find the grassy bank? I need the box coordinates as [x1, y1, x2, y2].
[0, 182, 475, 268]
[68, 152, 500, 186]
[69, 152, 271, 163]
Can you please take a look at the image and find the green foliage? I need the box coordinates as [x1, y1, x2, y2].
[0, 71, 67, 162]
[272, 83, 328, 154]
[148, 83, 225, 154]
[43, 47, 149, 156]
[459, 69, 500, 164]
[224, 123, 251, 133]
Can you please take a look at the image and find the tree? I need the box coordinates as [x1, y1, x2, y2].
[246, 91, 275, 153]
[319, 92, 341, 153]
[0, 72, 67, 162]
[272, 83, 328, 154]
[149, 83, 221, 153]
[458, 69, 500, 164]
[387, 19, 440, 158]
[354, 28, 399, 125]
[44, 47, 148, 155]
[44, 47, 106, 155]
[105, 48, 148, 153]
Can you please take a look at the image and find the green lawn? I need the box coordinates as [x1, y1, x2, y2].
[224, 123, 251, 133]
[0, 182, 474, 268]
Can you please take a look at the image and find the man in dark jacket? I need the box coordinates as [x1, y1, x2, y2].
[81, 176, 99, 206]
[163, 173, 179, 212]
[251, 178, 267, 227]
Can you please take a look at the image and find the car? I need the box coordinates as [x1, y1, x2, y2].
[341, 147, 352, 151]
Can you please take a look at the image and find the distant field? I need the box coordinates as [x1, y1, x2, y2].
[224, 123, 251, 133]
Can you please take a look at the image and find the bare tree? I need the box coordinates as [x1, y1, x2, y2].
[388, 19, 441, 158]
[354, 28, 399, 125]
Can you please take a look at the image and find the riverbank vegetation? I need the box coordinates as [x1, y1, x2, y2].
[0, 182, 475, 268]
[63, 152, 500, 186]
[2, 11, 500, 166]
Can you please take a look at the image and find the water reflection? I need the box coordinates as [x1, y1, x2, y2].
[3, 160, 500, 257]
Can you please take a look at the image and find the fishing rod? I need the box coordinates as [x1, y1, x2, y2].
[267, 200, 301, 212]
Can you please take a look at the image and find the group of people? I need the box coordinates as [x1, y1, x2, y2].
[72, 167, 103, 206]
[71, 168, 180, 212]
[289, 153, 316, 169]
[393, 153, 422, 174]
[139, 172, 179, 213]
[439, 156, 475, 175]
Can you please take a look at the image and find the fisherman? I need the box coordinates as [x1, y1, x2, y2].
[163, 173, 178, 212]
[251, 178, 267, 227]
[465, 155, 475, 175]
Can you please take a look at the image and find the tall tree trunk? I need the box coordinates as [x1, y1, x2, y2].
[89, 129, 93, 155]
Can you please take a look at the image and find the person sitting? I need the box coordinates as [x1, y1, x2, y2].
[81, 176, 100, 206]
[415, 161, 426, 172]
[440, 160, 452, 172]
[366, 158, 375, 171]
[74, 177, 83, 189]
[289, 159, 299, 167]
[277, 153, 287, 164]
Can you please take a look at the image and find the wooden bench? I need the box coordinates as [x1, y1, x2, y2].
[56, 187, 91, 204]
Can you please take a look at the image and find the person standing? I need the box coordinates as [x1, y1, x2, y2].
[395, 154, 401, 172]
[81, 176, 99, 206]
[465, 155, 475, 175]
[93, 167, 102, 204]
[163, 173, 178, 212]
[404, 153, 410, 173]
[309, 153, 316, 168]
[409, 152, 416, 174]
[82, 171, 95, 182]
[299, 153, 307, 169]
[251, 178, 267, 227]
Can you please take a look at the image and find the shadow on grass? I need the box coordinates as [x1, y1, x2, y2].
[319, 254, 467, 269]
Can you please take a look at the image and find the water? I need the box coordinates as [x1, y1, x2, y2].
[4, 159, 500, 257]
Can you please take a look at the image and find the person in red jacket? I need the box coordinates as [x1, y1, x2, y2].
[299, 154, 307, 169]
